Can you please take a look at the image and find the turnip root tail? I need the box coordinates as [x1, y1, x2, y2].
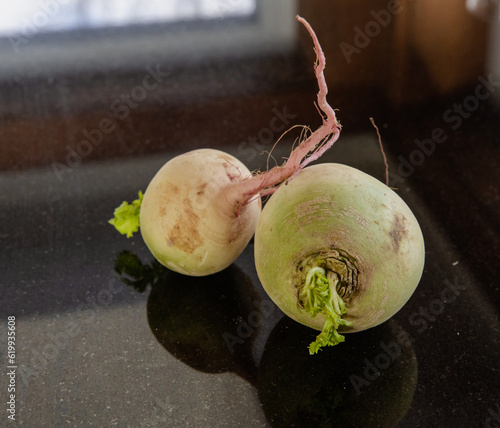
[225, 15, 341, 208]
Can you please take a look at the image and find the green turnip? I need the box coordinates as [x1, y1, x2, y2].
[110, 16, 342, 276]
[254, 163, 425, 354]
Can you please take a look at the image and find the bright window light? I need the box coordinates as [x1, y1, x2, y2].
[0, 0, 257, 37]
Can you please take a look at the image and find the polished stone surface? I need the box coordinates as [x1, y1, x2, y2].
[1, 4, 499, 427]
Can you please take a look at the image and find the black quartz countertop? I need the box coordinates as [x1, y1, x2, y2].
[1, 3, 499, 427]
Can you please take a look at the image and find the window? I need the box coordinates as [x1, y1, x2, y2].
[0, 0, 257, 36]
[0, 0, 297, 78]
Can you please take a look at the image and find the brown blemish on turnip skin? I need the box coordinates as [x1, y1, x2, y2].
[167, 197, 204, 254]
[390, 214, 408, 252]
[196, 183, 207, 196]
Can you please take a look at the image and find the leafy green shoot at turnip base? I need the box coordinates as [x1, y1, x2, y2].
[108, 191, 143, 238]
[299, 267, 352, 354]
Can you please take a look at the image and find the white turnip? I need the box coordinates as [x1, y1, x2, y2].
[138, 149, 261, 276]
[254, 163, 425, 354]
[110, 16, 342, 276]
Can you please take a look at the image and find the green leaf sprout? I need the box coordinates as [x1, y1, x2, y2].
[299, 266, 352, 354]
[109, 191, 143, 238]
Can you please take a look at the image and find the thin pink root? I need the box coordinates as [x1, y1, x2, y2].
[369, 117, 389, 186]
[225, 15, 341, 210]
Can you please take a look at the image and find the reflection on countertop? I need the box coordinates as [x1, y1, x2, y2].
[2, 2, 500, 426]
[114, 249, 419, 428]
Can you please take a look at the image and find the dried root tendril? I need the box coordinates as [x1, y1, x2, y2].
[226, 15, 342, 211]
